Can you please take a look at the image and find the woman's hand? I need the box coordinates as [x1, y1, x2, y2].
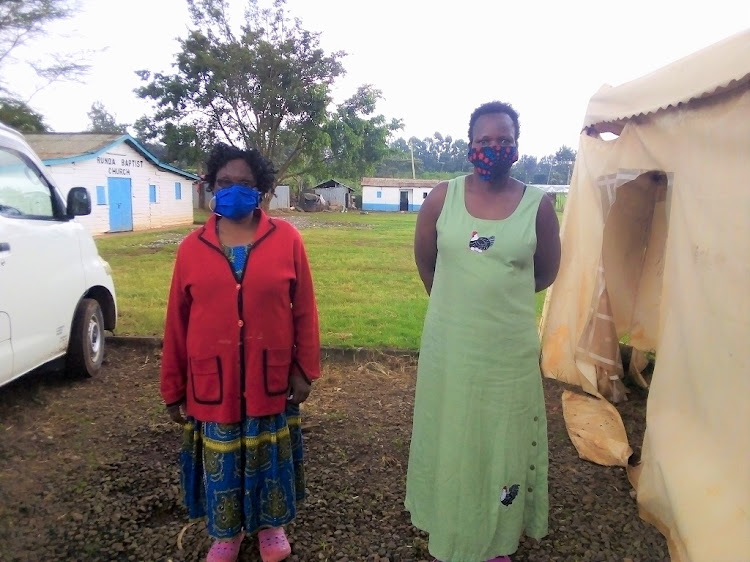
[167, 401, 187, 424]
[287, 373, 311, 404]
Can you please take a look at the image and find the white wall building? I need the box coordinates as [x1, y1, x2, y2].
[361, 177, 440, 212]
[268, 185, 290, 210]
[25, 133, 199, 235]
[313, 179, 354, 209]
[195, 182, 291, 211]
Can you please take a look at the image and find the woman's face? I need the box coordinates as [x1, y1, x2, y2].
[471, 113, 517, 150]
[214, 158, 256, 192]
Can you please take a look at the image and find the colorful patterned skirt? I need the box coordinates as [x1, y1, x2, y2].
[180, 404, 305, 539]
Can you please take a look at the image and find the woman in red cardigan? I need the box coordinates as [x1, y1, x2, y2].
[160, 143, 321, 562]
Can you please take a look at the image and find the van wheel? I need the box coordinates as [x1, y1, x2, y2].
[66, 298, 105, 378]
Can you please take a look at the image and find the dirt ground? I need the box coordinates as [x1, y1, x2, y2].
[0, 343, 668, 562]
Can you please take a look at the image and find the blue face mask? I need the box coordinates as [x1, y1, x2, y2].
[213, 185, 260, 220]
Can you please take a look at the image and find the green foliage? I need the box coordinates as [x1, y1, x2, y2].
[134, 117, 204, 172]
[417, 133, 472, 175]
[136, 0, 400, 189]
[0, 97, 49, 132]
[375, 133, 473, 178]
[415, 171, 457, 181]
[86, 102, 129, 134]
[518, 146, 576, 185]
[309, 85, 403, 181]
[136, 0, 345, 184]
[96, 213, 552, 349]
[0, 0, 89, 95]
[379, 134, 577, 185]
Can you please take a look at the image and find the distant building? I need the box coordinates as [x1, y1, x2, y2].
[267, 185, 290, 210]
[25, 133, 199, 234]
[361, 177, 441, 212]
[313, 179, 354, 210]
[530, 184, 569, 212]
[195, 181, 290, 211]
[530, 184, 569, 194]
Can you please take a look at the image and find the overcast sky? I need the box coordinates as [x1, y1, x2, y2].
[6, 0, 749, 158]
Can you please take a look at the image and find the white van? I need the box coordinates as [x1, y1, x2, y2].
[0, 123, 117, 387]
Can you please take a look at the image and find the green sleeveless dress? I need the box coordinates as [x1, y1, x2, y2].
[405, 175, 549, 561]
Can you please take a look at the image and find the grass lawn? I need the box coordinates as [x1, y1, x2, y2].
[96, 210, 548, 349]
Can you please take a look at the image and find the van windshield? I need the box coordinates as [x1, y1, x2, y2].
[0, 148, 55, 219]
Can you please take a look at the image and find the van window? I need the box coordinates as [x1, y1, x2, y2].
[0, 148, 56, 219]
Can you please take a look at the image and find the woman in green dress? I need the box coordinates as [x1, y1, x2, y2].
[406, 101, 561, 562]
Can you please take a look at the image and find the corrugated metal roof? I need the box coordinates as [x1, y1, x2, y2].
[530, 184, 569, 194]
[24, 133, 124, 160]
[313, 178, 354, 191]
[361, 177, 441, 188]
[21, 133, 200, 180]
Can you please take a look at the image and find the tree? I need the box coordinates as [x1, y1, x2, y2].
[0, 97, 49, 132]
[136, 0, 345, 185]
[86, 102, 129, 134]
[134, 116, 204, 172]
[376, 133, 472, 178]
[0, 0, 89, 96]
[313, 85, 402, 181]
[554, 145, 576, 184]
[512, 154, 538, 184]
[374, 138, 415, 178]
[375, 135, 575, 184]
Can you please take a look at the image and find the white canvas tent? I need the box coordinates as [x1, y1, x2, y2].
[539, 30, 750, 562]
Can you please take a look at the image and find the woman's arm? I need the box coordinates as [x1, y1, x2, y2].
[534, 195, 561, 292]
[290, 234, 321, 383]
[160, 249, 191, 407]
[414, 182, 448, 295]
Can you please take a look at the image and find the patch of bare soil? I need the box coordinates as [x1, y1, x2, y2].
[0, 345, 667, 562]
[271, 215, 373, 231]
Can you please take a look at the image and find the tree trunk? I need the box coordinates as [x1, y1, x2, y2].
[260, 187, 274, 212]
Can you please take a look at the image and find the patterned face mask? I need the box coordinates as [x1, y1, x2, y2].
[467, 145, 519, 181]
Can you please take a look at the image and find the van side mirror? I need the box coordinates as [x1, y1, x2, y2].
[67, 187, 91, 216]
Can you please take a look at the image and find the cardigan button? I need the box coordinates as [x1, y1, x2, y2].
[238, 320, 244, 327]
[236, 284, 241, 290]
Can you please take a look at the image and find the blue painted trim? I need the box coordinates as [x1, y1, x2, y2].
[96, 185, 106, 205]
[174, 181, 182, 200]
[40, 135, 200, 181]
[363, 203, 399, 211]
[149, 184, 157, 203]
[362, 202, 422, 212]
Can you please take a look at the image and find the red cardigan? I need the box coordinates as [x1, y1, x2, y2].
[160, 211, 321, 422]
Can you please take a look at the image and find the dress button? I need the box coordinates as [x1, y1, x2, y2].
[532, 441, 537, 446]
[534, 416, 539, 421]
[530, 465, 535, 470]
[238, 320, 244, 327]
[528, 487, 533, 493]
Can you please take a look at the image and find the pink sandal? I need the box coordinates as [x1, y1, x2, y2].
[206, 532, 245, 562]
[432, 556, 513, 562]
[258, 527, 292, 562]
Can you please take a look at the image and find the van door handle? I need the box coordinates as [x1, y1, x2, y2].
[0, 243, 9, 252]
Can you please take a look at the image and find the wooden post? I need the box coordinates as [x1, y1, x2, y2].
[410, 142, 416, 180]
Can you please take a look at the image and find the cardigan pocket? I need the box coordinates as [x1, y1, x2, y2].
[263, 348, 292, 396]
[190, 356, 223, 404]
